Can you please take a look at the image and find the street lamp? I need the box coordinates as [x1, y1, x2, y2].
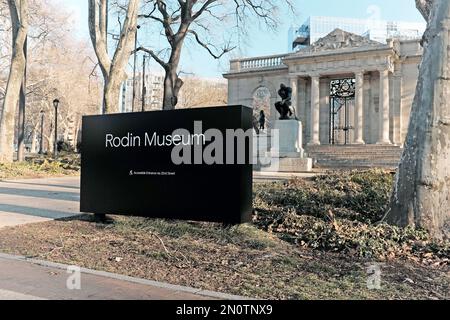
[39, 110, 44, 154]
[53, 99, 59, 159]
[141, 54, 147, 112]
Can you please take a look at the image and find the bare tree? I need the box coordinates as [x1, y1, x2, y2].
[137, 0, 293, 110]
[178, 76, 226, 108]
[0, 1, 100, 157]
[25, 34, 101, 153]
[0, 2, 11, 93]
[385, 0, 450, 240]
[0, 0, 28, 162]
[88, 0, 140, 114]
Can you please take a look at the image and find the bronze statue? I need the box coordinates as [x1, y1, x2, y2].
[259, 110, 266, 131]
[275, 84, 293, 120]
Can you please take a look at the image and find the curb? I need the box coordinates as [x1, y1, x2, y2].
[0, 252, 253, 301]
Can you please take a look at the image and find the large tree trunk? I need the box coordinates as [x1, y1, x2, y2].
[17, 36, 27, 162]
[385, 0, 450, 240]
[103, 68, 126, 114]
[88, 0, 139, 114]
[0, 0, 28, 163]
[163, 70, 183, 110]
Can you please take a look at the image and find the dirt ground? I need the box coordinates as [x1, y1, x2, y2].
[0, 215, 448, 300]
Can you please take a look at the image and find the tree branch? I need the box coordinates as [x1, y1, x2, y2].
[188, 30, 235, 59]
[135, 46, 168, 69]
[191, 0, 217, 21]
[416, 0, 433, 21]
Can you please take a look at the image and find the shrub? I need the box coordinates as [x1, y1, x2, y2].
[254, 169, 394, 224]
[57, 140, 75, 153]
[253, 170, 449, 265]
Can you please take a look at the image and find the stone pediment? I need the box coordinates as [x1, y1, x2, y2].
[300, 28, 383, 53]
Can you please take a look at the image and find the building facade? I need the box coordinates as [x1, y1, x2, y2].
[120, 73, 165, 113]
[224, 29, 423, 167]
[289, 16, 426, 51]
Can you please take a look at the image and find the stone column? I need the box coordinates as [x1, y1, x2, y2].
[298, 78, 307, 119]
[308, 75, 320, 145]
[392, 72, 403, 145]
[298, 78, 307, 148]
[377, 69, 391, 144]
[354, 71, 365, 144]
[290, 76, 298, 117]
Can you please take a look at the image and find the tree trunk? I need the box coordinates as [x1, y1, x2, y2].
[88, 0, 140, 114]
[162, 45, 184, 110]
[163, 72, 183, 110]
[385, 0, 450, 240]
[63, 125, 69, 142]
[30, 126, 37, 153]
[0, 0, 28, 163]
[46, 127, 53, 155]
[17, 36, 27, 162]
[103, 71, 125, 114]
[73, 118, 81, 151]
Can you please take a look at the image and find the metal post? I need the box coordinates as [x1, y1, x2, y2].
[141, 54, 146, 112]
[54, 108, 57, 158]
[344, 98, 349, 145]
[39, 111, 44, 154]
[329, 99, 332, 145]
[131, 25, 140, 112]
[54, 104, 58, 159]
[100, 0, 109, 115]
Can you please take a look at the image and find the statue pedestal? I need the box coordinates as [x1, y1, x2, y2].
[264, 120, 312, 172]
[271, 120, 304, 158]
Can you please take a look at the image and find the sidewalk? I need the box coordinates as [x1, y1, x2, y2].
[0, 177, 81, 228]
[0, 174, 318, 229]
[0, 253, 247, 300]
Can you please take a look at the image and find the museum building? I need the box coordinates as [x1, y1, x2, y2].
[223, 28, 424, 168]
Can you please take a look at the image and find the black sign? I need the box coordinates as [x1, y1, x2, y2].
[80, 105, 253, 224]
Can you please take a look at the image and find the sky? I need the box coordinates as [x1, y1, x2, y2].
[60, 0, 425, 78]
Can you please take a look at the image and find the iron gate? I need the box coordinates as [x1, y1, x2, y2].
[329, 78, 355, 145]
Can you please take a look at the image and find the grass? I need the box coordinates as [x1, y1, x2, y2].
[0, 169, 448, 299]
